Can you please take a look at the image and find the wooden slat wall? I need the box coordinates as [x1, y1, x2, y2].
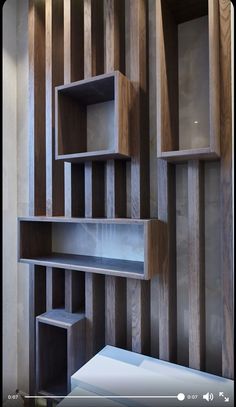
[219, 0, 233, 380]
[188, 161, 205, 370]
[28, 0, 233, 396]
[104, 0, 127, 348]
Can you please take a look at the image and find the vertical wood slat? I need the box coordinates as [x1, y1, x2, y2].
[29, 265, 46, 395]
[46, 267, 65, 311]
[28, 0, 46, 396]
[104, 0, 126, 348]
[64, 0, 85, 218]
[29, 0, 46, 216]
[157, 159, 176, 362]
[188, 161, 205, 370]
[65, 270, 85, 313]
[45, 0, 64, 217]
[84, 0, 105, 361]
[219, 0, 233, 379]
[126, 0, 150, 355]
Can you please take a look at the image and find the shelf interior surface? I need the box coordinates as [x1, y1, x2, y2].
[161, 0, 210, 154]
[20, 220, 145, 277]
[38, 323, 68, 396]
[178, 14, 209, 150]
[57, 74, 116, 156]
[22, 253, 144, 276]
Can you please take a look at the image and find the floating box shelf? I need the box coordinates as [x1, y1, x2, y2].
[157, 0, 220, 162]
[18, 217, 165, 280]
[36, 309, 85, 396]
[55, 71, 131, 162]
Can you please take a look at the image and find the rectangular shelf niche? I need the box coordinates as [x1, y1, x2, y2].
[55, 71, 131, 162]
[18, 217, 163, 280]
[157, 0, 220, 162]
[36, 309, 85, 396]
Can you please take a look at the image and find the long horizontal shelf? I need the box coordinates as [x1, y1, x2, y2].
[21, 253, 144, 279]
[159, 147, 220, 162]
[18, 216, 151, 224]
[18, 217, 165, 280]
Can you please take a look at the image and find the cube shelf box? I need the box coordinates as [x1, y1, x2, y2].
[18, 217, 166, 280]
[36, 309, 85, 396]
[55, 71, 131, 162]
[157, 0, 220, 162]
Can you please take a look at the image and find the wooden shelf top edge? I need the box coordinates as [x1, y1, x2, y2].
[20, 253, 146, 280]
[18, 216, 160, 225]
[56, 150, 130, 162]
[37, 308, 85, 328]
[56, 70, 125, 92]
[158, 147, 219, 161]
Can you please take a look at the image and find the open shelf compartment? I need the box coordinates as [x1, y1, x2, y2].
[18, 217, 165, 280]
[55, 71, 131, 162]
[36, 309, 85, 396]
[157, 0, 220, 162]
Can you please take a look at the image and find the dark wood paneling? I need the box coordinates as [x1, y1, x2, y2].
[188, 161, 205, 370]
[157, 159, 177, 362]
[29, 0, 46, 216]
[64, 0, 85, 218]
[219, 0, 233, 380]
[104, 0, 127, 349]
[65, 270, 85, 313]
[127, 0, 150, 219]
[46, 267, 65, 311]
[45, 0, 64, 217]
[28, 3, 46, 397]
[85, 273, 105, 360]
[105, 276, 126, 347]
[125, 0, 150, 355]
[126, 279, 150, 355]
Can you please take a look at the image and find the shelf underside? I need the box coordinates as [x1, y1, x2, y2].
[21, 253, 144, 279]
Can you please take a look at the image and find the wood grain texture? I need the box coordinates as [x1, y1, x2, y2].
[29, 0, 46, 216]
[64, 0, 84, 84]
[209, 0, 221, 156]
[29, 265, 46, 395]
[45, 0, 64, 217]
[157, 159, 177, 362]
[219, 0, 233, 379]
[126, 279, 150, 355]
[85, 273, 105, 360]
[157, 0, 221, 160]
[188, 160, 205, 370]
[55, 71, 131, 160]
[125, 0, 150, 355]
[106, 160, 126, 218]
[64, 0, 85, 218]
[28, 0, 46, 397]
[65, 270, 85, 313]
[84, 162, 105, 217]
[156, 0, 179, 155]
[36, 310, 85, 394]
[84, 0, 104, 79]
[104, 0, 125, 74]
[46, 267, 65, 311]
[83, 1, 106, 361]
[105, 276, 126, 346]
[127, 0, 150, 219]
[104, 0, 127, 349]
